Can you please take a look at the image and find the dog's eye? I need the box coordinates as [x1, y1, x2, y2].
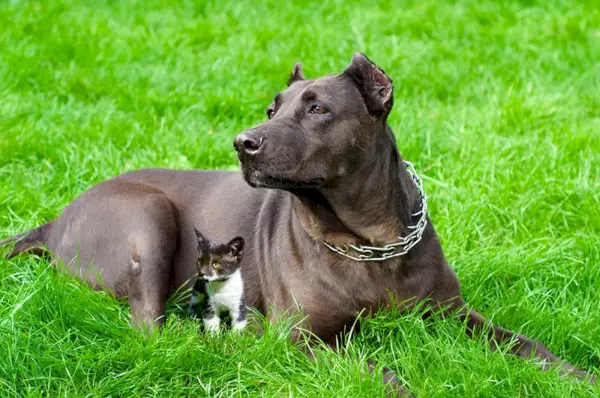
[212, 263, 220, 269]
[266, 108, 274, 119]
[310, 104, 328, 115]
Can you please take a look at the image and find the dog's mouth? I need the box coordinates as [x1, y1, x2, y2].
[241, 166, 325, 190]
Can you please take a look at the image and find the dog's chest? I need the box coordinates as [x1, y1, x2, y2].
[304, 257, 419, 311]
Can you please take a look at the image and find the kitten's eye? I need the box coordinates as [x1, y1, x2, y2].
[197, 259, 202, 266]
[212, 263, 220, 269]
[309, 104, 328, 115]
[266, 108, 274, 119]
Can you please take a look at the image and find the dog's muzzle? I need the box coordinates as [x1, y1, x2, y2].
[234, 130, 264, 160]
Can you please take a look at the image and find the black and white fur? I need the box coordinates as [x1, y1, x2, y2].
[188, 229, 246, 332]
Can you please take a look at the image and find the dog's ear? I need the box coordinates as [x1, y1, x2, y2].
[287, 62, 305, 86]
[342, 52, 393, 117]
[227, 237, 245, 262]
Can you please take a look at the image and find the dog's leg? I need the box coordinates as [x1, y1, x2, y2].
[126, 202, 178, 333]
[291, 330, 413, 397]
[366, 359, 413, 398]
[127, 242, 173, 332]
[461, 309, 595, 383]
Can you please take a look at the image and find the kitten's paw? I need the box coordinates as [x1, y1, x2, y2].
[232, 319, 247, 332]
[203, 316, 221, 333]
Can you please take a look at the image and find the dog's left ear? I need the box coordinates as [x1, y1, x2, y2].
[343, 52, 393, 118]
[227, 237, 245, 261]
[287, 62, 305, 86]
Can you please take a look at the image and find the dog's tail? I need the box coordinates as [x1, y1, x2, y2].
[0, 222, 53, 259]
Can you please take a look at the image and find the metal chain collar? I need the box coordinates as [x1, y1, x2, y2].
[321, 160, 428, 262]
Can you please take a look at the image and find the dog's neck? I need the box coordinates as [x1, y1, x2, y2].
[291, 123, 418, 246]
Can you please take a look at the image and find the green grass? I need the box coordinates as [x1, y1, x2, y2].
[1, 0, 599, 396]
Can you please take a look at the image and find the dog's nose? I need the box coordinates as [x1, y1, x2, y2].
[234, 131, 264, 155]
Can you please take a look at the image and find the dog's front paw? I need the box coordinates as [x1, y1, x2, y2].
[572, 368, 596, 385]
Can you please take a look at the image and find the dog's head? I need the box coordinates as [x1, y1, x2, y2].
[234, 53, 394, 190]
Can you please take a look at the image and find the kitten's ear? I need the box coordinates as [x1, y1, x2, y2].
[194, 228, 207, 249]
[227, 237, 245, 261]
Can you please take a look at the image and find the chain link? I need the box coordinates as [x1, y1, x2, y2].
[321, 160, 428, 262]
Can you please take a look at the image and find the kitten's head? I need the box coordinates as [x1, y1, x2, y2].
[194, 228, 245, 282]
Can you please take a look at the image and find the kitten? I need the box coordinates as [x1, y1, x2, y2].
[188, 228, 246, 332]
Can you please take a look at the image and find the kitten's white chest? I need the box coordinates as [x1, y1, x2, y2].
[206, 269, 244, 312]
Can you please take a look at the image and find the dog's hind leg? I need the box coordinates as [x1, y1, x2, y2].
[127, 243, 175, 332]
[125, 195, 179, 333]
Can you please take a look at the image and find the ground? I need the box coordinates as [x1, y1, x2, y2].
[0, 0, 599, 396]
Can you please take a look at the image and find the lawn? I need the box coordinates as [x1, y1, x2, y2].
[0, 0, 599, 396]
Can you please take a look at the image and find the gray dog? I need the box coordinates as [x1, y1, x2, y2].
[1, 53, 594, 395]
